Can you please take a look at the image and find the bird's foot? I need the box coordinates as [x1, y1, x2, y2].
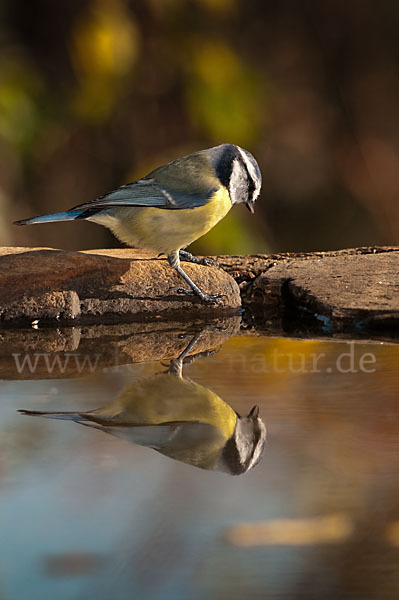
[182, 346, 221, 364]
[172, 287, 226, 304]
[200, 293, 226, 304]
[179, 251, 219, 267]
[172, 287, 195, 296]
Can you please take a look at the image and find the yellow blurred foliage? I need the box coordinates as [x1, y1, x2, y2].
[192, 42, 240, 86]
[70, 0, 139, 122]
[0, 60, 43, 149]
[187, 40, 263, 145]
[71, 0, 139, 77]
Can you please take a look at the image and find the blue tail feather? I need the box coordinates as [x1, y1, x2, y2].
[18, 409, 89, 421]
[14, 210, 85, 226]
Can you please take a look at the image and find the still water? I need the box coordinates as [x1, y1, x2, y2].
[1, 324, 398, 600]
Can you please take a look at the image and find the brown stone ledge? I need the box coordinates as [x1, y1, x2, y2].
[0, 246, 397, 340]
[219, 246, 399, 338]
[0, 247, 241, 323]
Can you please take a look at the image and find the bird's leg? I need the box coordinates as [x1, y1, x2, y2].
[166, 330, 221, 375]
[179, 250, 219, 267]
[177, 333, 203, 361]
[167, 332, 203, 376]
[167, 251, 225, 304]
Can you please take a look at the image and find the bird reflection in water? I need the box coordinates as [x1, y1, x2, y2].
[19, 333, 267, 475]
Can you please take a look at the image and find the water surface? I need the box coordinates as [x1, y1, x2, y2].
[1, 332, 398, 600]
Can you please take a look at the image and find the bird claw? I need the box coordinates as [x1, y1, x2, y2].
[201, 293, 226, 304]
[179, 251, 219, 267]
[171, 287, 226, 304]
[172, 287, 195, 296]
[198, 257, 220, 267]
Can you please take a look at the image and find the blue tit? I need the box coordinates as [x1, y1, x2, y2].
[19, 369, 267, 475]
[14, 144, 262, 303]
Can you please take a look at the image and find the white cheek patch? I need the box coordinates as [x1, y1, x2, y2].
[248, 424, 267, 470]
[237, 146, 262, 199]
[229, 158, 247, 205]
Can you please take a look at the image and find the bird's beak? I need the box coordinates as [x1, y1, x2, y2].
[247, 405, 259, 418]
[246, 200, 255, 214]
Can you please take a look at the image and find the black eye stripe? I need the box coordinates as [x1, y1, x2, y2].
[215, 146, 237, 189]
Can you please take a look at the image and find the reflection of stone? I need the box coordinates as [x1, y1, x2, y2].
[0, 247, 241, 323]
[19, 334, 267, 475]
[0, 316, 241, 380]
[226, 513, 353, 547]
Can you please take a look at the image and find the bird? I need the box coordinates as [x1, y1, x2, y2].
[14, 144, 262, 303]
[18, 334, 267, 475]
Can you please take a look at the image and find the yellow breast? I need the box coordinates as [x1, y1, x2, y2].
[96, 373, 238, 441]
[90, 186, 232, 254]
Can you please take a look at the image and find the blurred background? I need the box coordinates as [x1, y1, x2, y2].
[1, 0, 398, 254]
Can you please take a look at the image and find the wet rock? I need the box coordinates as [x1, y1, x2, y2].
[0, 247, 241, 324]
[220, 247, 399, 338]
[0, 246, 397, 340]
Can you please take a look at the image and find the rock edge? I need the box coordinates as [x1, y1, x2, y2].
[0, 247, 241, 323]
[0, 246, 397, 339]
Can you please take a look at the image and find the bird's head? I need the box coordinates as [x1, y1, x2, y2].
[218, 404, 267, 475]
[208, 143, 262, 214]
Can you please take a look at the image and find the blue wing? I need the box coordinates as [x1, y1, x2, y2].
[15, 151, 221, 226]
[72, 178, 218, 215]
[14, 179, 218, 225]
[73, 152, 220, 213]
